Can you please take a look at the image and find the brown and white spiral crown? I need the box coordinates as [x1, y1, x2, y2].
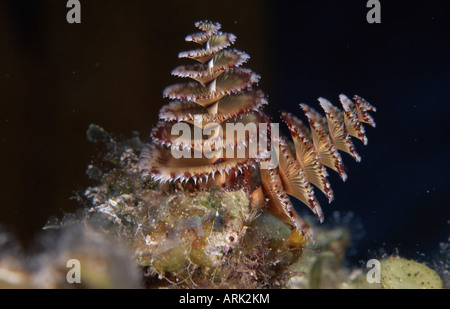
[139, 20, 376, 236]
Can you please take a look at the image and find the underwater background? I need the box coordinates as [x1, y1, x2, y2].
[0, 0, 448, 270]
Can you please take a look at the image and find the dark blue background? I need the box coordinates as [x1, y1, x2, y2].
[268, 1, 450, 264]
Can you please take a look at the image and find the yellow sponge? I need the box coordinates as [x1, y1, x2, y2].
[381, 256, 442, 289]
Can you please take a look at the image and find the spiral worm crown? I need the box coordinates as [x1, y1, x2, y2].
[139, 21, 376, 236]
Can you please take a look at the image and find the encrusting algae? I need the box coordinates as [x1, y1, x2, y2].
[380, 256, 443, 289]
[82, 126, 309, 287]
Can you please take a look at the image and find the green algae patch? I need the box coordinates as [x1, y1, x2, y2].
[152, 247, 189, 274]
[381, 256, 442, 289]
